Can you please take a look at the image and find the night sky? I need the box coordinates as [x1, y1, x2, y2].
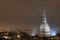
[0, 0, 60, 32]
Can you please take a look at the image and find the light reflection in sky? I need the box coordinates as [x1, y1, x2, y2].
[51, 30, 57, 36]
[31, 32, 36, 36]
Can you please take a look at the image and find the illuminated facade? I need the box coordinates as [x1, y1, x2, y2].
[39, 9, 51, 37]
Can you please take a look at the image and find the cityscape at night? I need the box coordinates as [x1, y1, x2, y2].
[0, 0, 60, 40]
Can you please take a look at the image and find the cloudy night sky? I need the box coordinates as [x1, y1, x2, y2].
[0, 0, 60, 32]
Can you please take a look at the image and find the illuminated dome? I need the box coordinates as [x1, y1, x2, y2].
[39, 10, 51, 37]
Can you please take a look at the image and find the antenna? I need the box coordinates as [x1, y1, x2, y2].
[43, 8, 47, 23]
[43, 8, 46, 17]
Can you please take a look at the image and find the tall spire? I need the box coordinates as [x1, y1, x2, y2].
[43, 8, 46, 17]
[43, 9, 47, 23]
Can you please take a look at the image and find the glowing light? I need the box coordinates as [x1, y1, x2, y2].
[31, 32, 36, 36]
[51, 31, 57, 36]
[17, 34, 21, 38]
[3, 36, 12, 39]
[3, 36, 8, 39]
[31, 28, 37, 36]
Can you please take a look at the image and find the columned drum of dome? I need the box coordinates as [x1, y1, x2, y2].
[39, 9, 51, 37]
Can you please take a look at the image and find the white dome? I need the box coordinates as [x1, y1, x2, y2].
[40, 22, 50, 32]
[39, 10, 51, 36]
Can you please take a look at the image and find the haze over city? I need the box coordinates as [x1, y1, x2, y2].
[0, 0, 60, 33]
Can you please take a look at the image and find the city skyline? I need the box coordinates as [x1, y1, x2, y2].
[0, 0, 60, 33]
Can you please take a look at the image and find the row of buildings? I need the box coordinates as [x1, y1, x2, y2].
[0, 30, 60, 40]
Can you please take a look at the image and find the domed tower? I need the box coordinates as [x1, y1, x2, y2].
[39, 9, 51, 37]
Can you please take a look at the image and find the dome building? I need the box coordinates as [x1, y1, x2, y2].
[39, 9, 51, 37]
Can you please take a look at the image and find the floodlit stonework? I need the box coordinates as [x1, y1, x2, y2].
[39, 9, 51, 37]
